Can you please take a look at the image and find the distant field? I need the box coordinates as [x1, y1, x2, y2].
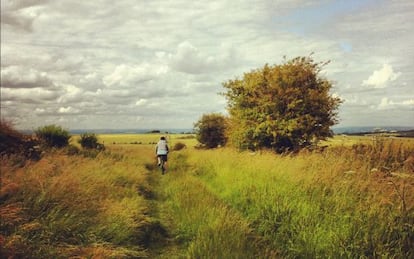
[69, 131, 414, 149]
[81, 133, 414, 149]
[71, 133, 197, 147]
[73, 133, 414, 148]
[323, 134, 414, 146]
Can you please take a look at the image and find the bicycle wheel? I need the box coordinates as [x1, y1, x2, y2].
[160, 158, 166, 174]
[161, 163, 165, 174]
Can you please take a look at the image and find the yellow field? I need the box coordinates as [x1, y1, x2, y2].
[71, 133, 197, 147]
[322, 134, 414, 146]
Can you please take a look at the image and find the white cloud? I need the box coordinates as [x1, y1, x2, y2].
[168, 41, 237, 74]
[135, 99, 148, 106]
[1, 87, 59, 103]
[57, 84, 84, 103]
[377, 97, 414, 110]
[1, 65, 53, 88]
[35, 108, 46, 114]
[362, 64, 401, 88]
[103, 63, 169, 88]
[402, 99, 414, 106]
[58, 106, 80, 114]
[0, 0, 49, 31]
[1, 0, 413, 129]
[378, 97, 394, 109]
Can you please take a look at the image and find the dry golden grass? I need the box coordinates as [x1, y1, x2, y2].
[1, 133, 413, 258]
[0, 145, 155, 258]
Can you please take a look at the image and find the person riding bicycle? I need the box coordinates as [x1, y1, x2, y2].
[156, 136, 169, 168]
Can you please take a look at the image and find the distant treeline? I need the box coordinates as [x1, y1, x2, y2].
[18, 129, 195, 135]
[342, 129, 414, 138]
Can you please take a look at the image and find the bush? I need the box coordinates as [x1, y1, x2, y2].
[0, 120, 24, 154]
[0, 120, 41, 162]
[66, 145, 80, 155]
[194, 113, 227, 148]
[35, 125, 70, 148]
[173, 142, 186, 151]
[79, 132, 99, 149]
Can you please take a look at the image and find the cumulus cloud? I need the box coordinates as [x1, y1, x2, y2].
[58, 106, 80, 114]
[35, 107, 46, 114]
[1, 12, 34, 31]
[362, 64, 401, 88]
[103, 63, 169, 88]
[1, 0, 413, 129]
[402, 99, 414, 106]
[57, 84, 84, 104]
[377, 97, 414, 110]
[169, 41, 237, 74]
[378, 97, 395, 109]
[1, 87, 59, 103]
[1, 66, 53, 88]
[135, 99, 148, 106]
[0, 0, 49, 31]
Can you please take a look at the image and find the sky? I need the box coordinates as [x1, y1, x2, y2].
[1, 0, 413, 130]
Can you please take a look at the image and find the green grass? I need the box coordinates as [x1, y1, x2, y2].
[186, 141, 414, 258]
[1, 135, 413, 258]
[157, 153, 272, 258]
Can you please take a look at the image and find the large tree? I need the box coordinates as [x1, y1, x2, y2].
[223, 56, 341, 152]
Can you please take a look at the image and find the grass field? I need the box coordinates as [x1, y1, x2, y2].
[1, 134, 413, 258]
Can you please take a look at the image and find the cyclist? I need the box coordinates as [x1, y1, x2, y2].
[155, 136, 169, 169]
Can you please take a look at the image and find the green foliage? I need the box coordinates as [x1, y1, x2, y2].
[194, 113, 227, 148]
[223, 56, 342, 152]
[78, 132, 99, 149]
[35, 124, 70, 148]
[66, 144, 80, 155]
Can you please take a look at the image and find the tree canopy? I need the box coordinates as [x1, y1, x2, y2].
[194, 113, 227, 148]
[223, 56, 341, 152]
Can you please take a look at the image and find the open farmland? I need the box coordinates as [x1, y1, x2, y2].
[1, 134, 413, 258]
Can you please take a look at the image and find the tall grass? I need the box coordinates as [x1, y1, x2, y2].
[2, 134, 412, 258]
[157, 152, 277, 258]
[0, 146, 155, 258]
[187, 138, 414, 258]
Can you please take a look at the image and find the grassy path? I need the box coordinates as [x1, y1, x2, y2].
[146, 151, 278, 258]
[144, 145, 414, 258]
[3, 135, 412, 258]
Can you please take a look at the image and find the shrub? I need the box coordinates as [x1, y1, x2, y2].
[173, 142, 186, 151]
[0, 120, 40, 162]
[35, 125, 70, 148]
[194, 113, 227, 148]
[80, 149, 100, 158]
[79, 132, 99, 149]
[66, 145, 80, 155]
[0, 120, 23, 154]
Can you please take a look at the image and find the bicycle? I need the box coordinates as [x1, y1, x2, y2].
[158, 155, 167, 174]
